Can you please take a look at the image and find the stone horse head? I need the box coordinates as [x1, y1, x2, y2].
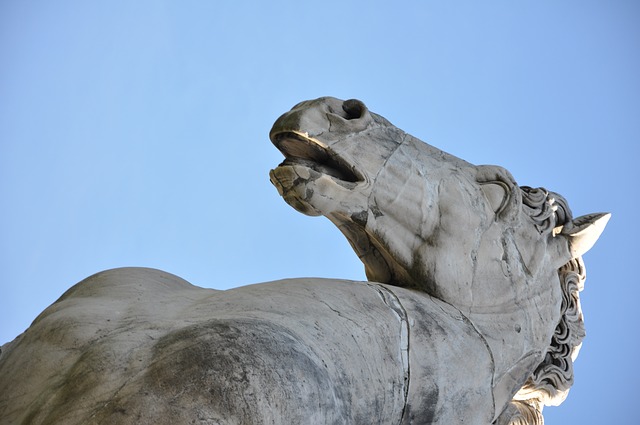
[270, 97, 609, 423]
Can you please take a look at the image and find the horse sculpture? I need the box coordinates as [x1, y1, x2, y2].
[0, 97, 608, 424]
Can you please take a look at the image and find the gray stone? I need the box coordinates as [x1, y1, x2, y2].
[0, 97, 609, 424]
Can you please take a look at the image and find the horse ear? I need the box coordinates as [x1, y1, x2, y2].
[559, 212, 611, 258]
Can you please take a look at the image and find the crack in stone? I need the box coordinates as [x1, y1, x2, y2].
[366, 283, 410, 425]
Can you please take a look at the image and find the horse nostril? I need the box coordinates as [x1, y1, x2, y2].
[342, 99, 366, 120]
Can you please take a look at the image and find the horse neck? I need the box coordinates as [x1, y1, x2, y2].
[462, 280, 561, 408]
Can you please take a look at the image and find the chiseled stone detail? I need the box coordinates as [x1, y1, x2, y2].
[0, 97, 608, 424]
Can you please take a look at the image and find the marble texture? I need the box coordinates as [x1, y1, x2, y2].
[0, 97, 609, 424]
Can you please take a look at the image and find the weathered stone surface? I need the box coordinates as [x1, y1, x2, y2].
[0, 268, 495, 424]
[0, 97, 609, 424]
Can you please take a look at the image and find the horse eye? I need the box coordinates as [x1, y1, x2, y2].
[480, 182, 510, 215]
[475, 165, 520, 222]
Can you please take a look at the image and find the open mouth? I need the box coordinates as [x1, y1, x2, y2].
[270, 131, 408, 288]
[272, 131, 361, 183]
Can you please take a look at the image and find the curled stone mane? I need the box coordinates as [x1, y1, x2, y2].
[504, 187, 587, 424]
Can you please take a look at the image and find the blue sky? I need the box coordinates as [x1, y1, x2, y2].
[1, 1, 638, 423]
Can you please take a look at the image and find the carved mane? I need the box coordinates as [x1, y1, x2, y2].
[505, 187, 587, 424]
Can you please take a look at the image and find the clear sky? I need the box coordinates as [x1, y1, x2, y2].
[1, 1, 638, 423]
